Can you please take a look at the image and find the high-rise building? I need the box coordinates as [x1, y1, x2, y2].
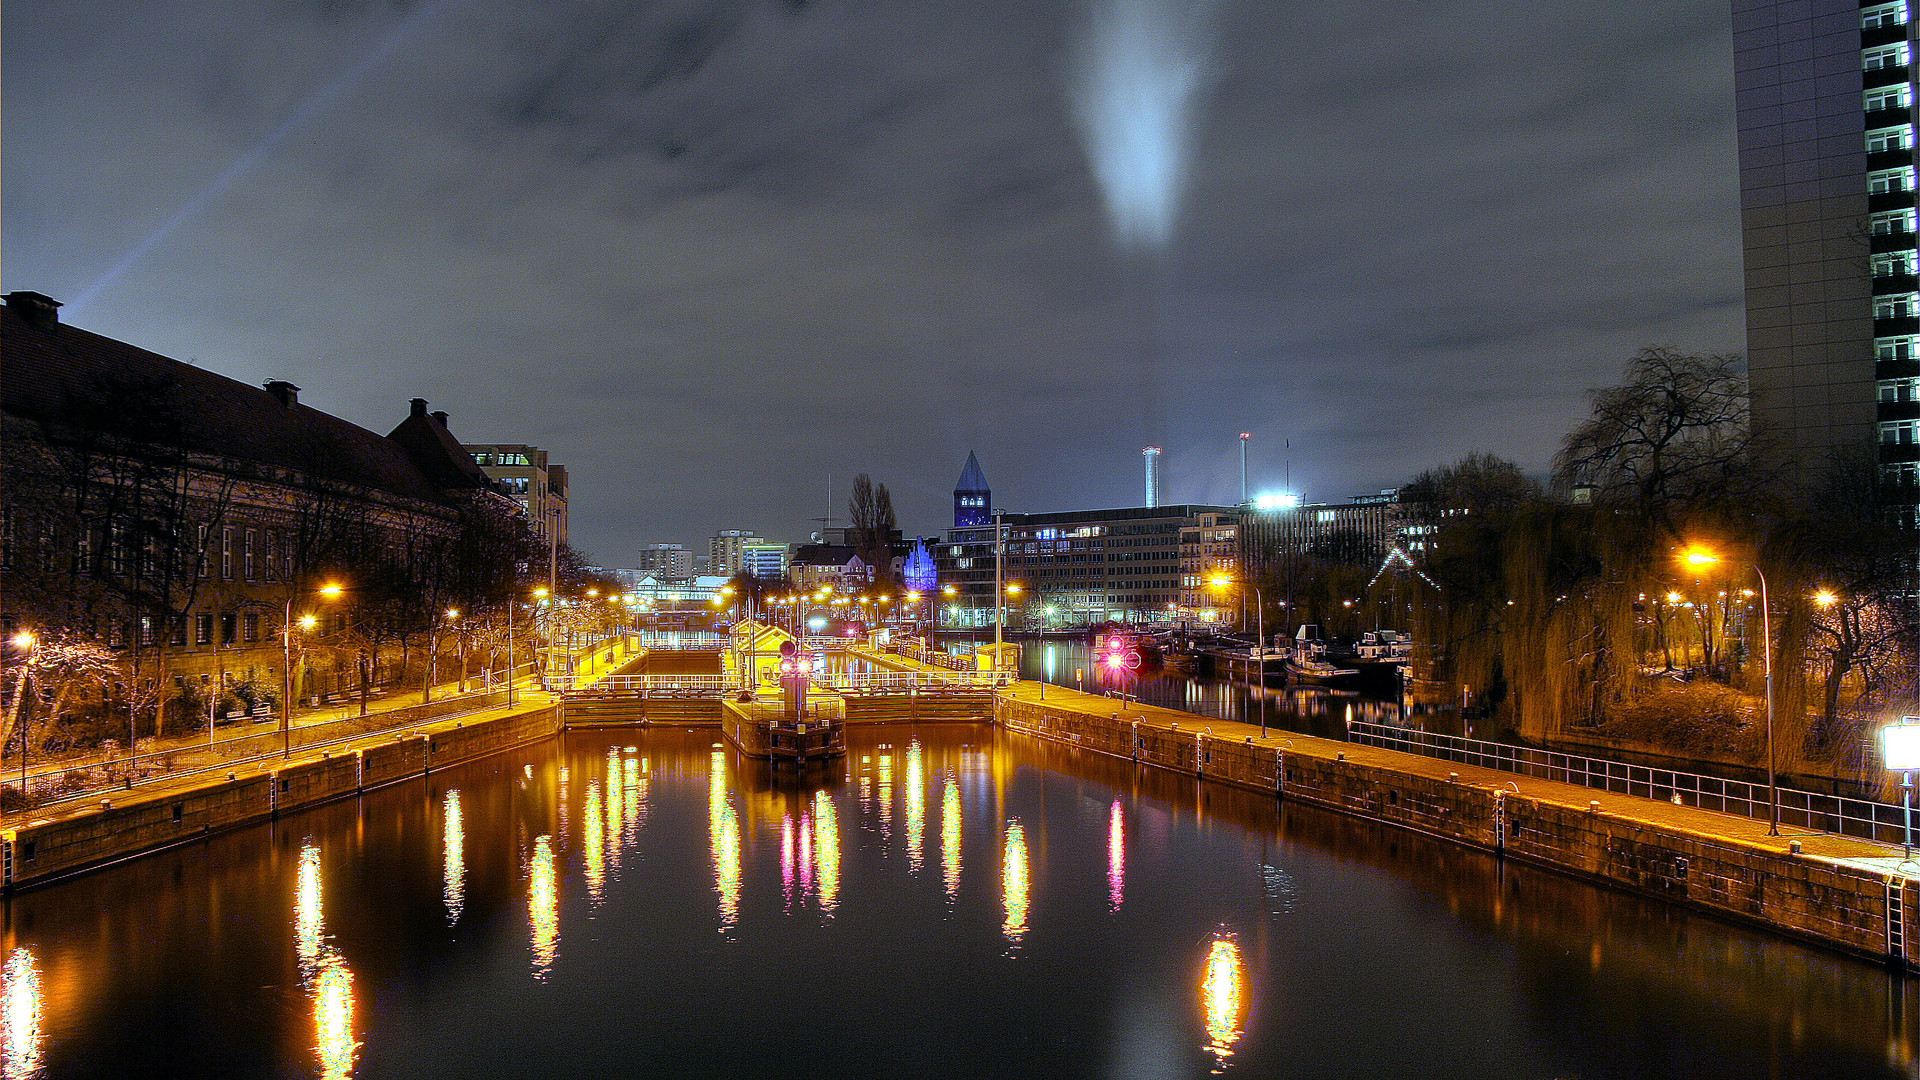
[708, 530, 764, 576]
[635, 543, 693, 576]
[741, 542, 789, 581]
[463, 442, 570, 545]
[1733, 1, 1917, 511]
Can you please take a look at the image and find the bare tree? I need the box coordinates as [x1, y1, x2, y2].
[1553, 348, 1756, 534]
[847, 473, 898, 582]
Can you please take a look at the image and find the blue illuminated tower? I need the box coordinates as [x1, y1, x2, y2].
[954, 452, 991, 528]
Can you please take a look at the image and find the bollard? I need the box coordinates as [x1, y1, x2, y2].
[1789, 840, 1803, 854]
[1589, 800, 1601, 813]
[1448, 772, 1458, 783]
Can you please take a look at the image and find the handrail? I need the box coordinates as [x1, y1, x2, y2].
[1346, 718, 1905, 845]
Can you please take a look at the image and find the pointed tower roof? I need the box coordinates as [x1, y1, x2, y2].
[956, 451, 989, 493]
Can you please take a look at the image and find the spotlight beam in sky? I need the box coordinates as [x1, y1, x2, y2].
[69, 0, 451, 317]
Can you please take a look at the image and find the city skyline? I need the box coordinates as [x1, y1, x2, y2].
[5, 0, 1746, 558]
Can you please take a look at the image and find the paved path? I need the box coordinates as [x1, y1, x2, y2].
[999, 680, 1917, 873]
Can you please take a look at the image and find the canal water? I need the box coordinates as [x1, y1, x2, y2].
[1, 725, 1907, 1079]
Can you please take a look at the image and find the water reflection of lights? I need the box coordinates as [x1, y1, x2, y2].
[583, 780, 606, 904]
[605, 748, 624, 875]
[710, 748, 741, 930]
[296, 844, 325, 974]
[529, 835, 558, 977]
[1201, 936, 1246, 1072]
[442, 790, 465, 924]
[812, 789, 841, 915]
[877, 751, 894, 837]
[941, 777, 961, 900]
[1002, 821, 1029, 945]
[1107, 799, 1125, 911]
[293, 843, 359, 1077]
[905, 740, 925, 874]
[2, 948, 43, 1080]
[314, 958, 356, 1080]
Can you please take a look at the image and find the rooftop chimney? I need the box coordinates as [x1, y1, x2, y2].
[430, 410, 448, 427]
[1143, 446, 1162, 508]
[410, 398, 428, 418]
[264, 380, 300, 408]
[5, 292, 61, 330]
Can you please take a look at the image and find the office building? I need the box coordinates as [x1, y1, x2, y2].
[463, 442, 569, 545]
[635, 543, 693, 577]
[708, 530, 764, 576]
[1733, 1, 1918, 513]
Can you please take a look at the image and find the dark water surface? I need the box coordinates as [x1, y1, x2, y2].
[1, 725, 1909, 1079]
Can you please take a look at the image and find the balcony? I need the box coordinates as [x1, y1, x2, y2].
[1865, 64, 1912, 90]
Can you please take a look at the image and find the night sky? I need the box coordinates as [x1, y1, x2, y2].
[4, 0, 1743, 563]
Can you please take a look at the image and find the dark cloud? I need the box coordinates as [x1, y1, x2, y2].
[2, 0, 1742, 561]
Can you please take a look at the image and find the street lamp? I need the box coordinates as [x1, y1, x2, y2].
[1684, 548, 1778, 834]
[11, 630, 38, 797]
[1885, 717, 1920, 856]
[283, 582, 343, 758]
[1211, 575, 1267, 737]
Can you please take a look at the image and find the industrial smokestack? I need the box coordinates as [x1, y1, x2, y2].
[1143, 446, 1162, 507]
[1239, 432, 1250, 505]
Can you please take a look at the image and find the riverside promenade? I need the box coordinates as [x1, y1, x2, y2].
[0, 636, 650, 889]
[995, 679, 1918, 969]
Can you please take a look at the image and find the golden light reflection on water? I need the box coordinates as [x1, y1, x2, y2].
[1002, 821, 1029, 945]
[812, 789, 840, 915]
[877, 750, 893, 837]
[583, 780, 606, 904]
[314, 957, 356, 1080]
[605, 749, 624, 876]
[529, 835, 558, 978]
[293, 843, 359, 1077]
[2, 948, 43, 1080]
[1107, 799, 1125, 912]
[624, 756, 645, 834]
[1201, 936, 1246, 1072]
[442, 789, 465, 924]
[296, 844, 325, 974]
[905, 740, 925, 875]
[711, 748, 741, 930]
[941, 777, 961, 900]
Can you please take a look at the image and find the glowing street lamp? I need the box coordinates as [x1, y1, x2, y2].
[1684, 548, 1778, 834]
[1884, 717, 1920, 856]
[1209, 574, 1267, 736]
[283, 582, 345, 758]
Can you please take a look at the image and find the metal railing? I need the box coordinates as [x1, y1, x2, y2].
[553, 674, 744, 696]
[810, 671, 1013, 692]
[889, 643, 974, 671]
[1346, 719, 1907, 845]
[3, 689, 514, 817]
[632, 632, 727, 651]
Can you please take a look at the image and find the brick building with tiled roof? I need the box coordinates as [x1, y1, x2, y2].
[1, 290, 526, 721]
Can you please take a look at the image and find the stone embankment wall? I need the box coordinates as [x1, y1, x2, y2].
[3, 705, 560, 891]
[997, 695, 1913, 970]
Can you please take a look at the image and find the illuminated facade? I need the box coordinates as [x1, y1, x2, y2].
[936, 503, 1237, 626]
[1733, 1, 1920, 516]
[462, 441, 569, 545]
[1236, 490, 1406, 574]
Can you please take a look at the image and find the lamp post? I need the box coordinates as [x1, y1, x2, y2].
[1685, 549, 1778, 834]
[282, 582, 342, 758]
[1212, 575, 1266, 737]
[11, 630, 37, 799]
[1886, 718, 1920, 856]
[993, 509, 1005, 675]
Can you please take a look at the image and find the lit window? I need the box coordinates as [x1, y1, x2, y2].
[1869, 85, 1913, 111]
[1876, 292, 1919, 318]
[1873, 209, 1917, 234]
[1883, 461, 1920, 486]
[1879, 336, 1920, 360]
[1875, 252, 1917, 277]
[1869, 126, 1914, 153]
[1870, 168, 1915, 194]
[1881, 378, 1920, 402]
[1865, 43, 1911, 70]
[1864, 2, 1909, 30]
[1880, 419, 1920, 443]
